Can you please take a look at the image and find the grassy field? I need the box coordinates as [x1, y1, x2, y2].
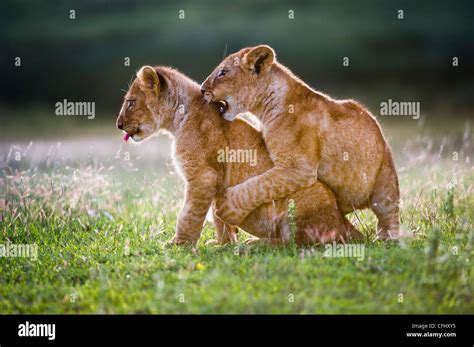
[0, 117, 473, 314]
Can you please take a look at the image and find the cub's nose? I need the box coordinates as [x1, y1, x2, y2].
[116, 117, 124, 130]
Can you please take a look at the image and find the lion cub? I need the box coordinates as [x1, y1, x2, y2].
[116, 65, 361, 245]
[201, 45, 400, 240]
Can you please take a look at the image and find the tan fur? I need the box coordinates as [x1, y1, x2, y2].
[201, 45, 400, 239]
[116, 66, 362, 245]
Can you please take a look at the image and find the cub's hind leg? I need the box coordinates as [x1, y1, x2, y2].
[291, 183, 362, 245]
[370, 149, 400, 240]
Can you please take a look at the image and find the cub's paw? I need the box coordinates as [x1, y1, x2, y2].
[205, 238, 236, 246]
[215, 191, 246, 226]
[205, 239, 220, 246]
[374, 230, 400, 241]
[217, 209, 244, 226]
[243, 237, 261, 245]
[164, 235, 196, 248]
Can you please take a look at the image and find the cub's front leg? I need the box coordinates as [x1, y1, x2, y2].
[216, 156, 319, 226]
[216, 129, 320, 226]
[205, 207, 238, 246]
[167, 170, 219, 246]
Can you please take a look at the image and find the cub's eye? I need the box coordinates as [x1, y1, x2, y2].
[217, 69, 227, 78]
[127, 100, 136, 109]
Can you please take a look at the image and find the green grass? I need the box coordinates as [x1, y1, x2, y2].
[0, 125, 473, 314]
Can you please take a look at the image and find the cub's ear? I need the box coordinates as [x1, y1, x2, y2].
[243, 45, 275, 75]
[137, 66, 159, 92]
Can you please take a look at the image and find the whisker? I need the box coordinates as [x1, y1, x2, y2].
[222, 43, 228, 59]
[128, 74, 135, 89]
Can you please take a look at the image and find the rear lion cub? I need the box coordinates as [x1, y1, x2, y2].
[201, 45, 400, 240]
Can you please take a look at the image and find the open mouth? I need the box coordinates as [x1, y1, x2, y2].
[216, 100, 228, 115]
[216, 99, 237, 121]
[122, 128, 140, 142]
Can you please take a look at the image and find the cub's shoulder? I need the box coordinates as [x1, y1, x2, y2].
[334, 99, 377, 121]
[338, 99, 366, 113]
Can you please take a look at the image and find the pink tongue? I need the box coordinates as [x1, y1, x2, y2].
[123, 133, 130, 142]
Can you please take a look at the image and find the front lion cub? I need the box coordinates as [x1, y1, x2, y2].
[201, 45, 400, 240]
[116, 65, 361, 245]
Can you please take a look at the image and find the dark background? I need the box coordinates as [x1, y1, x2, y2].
[0, 0, 473, 136]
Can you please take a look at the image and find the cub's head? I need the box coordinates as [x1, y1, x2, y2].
[200, 45, 275, 121]
[116, 66, 172, 142]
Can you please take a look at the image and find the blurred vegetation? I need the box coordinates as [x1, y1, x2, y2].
[1, 0, 473, 132]
[1, 135, 472, 313]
